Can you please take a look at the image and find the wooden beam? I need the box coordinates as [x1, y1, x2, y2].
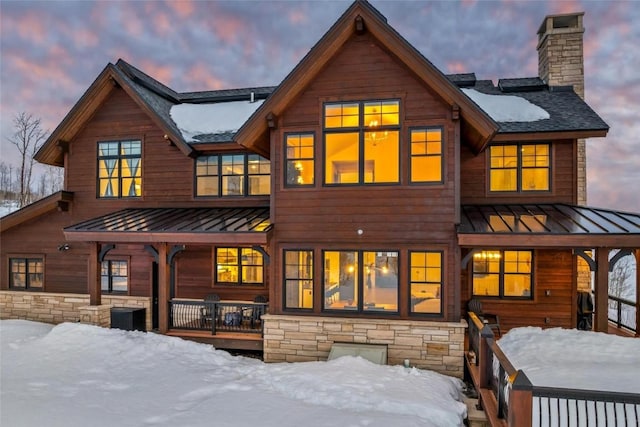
[508, 371, 533, 427]
[157, 243, 169, 334]
[88, 242, 101, 306]
[458, 234, 640, 248]
[593, 248, 610, 332]
[63, 231, 268, 245]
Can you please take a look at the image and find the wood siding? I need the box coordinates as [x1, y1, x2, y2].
[460, 140, 577, 204]
[1, 88, 268, 299]
[269, 33, 460, 321]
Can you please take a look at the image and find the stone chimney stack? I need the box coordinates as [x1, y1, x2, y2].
[537, 12, 587, 204]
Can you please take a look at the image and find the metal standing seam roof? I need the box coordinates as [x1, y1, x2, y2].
[64, 207, 271, 234]
[459, 204, 640, 235]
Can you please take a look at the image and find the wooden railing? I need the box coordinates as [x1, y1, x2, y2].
[169, 299, 267, 335]
[608, 295, 637, 333]
[466, 313, 640, 427]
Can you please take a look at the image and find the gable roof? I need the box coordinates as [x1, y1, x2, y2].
[233, 0, 499, 157]
[0, 191, 73, 233]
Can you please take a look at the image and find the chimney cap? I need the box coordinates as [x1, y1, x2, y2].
[537, 11, 584, 37]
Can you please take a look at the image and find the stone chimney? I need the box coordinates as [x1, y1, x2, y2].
[537, 12, 587, 204]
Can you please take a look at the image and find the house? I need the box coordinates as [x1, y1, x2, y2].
[1, 1, 638, 378]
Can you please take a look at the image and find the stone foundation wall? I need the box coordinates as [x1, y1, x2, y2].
[0, 291, 152, 330]
[263, 314, 467, 378]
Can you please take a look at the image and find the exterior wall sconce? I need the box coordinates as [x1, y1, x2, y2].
[58, 243, 70, 251]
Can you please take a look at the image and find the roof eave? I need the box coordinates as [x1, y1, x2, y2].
[63, 230, 268, 245]
[0, 191, 73, 233]
[492, 128, 609, 142]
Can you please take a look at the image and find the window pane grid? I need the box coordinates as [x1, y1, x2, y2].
[9, 258, 43, 289]
[410, 251, 442, 314]
[285, 134, 315, 186]
[284, 250, 314, 309]
[410, 128, 443, 183]
[97, 141, 141, 198]
[472, 250, 533, 298]
[216, 247, 264, 286]
[196, 154, 270, 197]
[100, 260, 128, 293]
[490, 144, 549, 192]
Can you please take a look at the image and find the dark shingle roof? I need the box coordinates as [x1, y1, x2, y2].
[460, 77, 609, 134]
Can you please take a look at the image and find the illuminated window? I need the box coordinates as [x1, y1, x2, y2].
[196, 154, 270, 197]
[101, 260, 128, 293]
[97, 140, 142, 198]
[472, 250, 532, 298]
[323, 250, 398, 313]
[410, 128, 443, 183]
[285, 133, 315, 187]
[410, 251, 442, 314]
[284, 250, 314, 309]
[323, 100, 400, 185]
[489, 144, 549, 192]
[9, 258, 43, 290]
[216, 248, 264, 285]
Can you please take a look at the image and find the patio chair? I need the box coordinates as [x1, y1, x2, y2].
[467, 298, 501, 336]
[200, 294, 220, 328]
[250, 295, 268, 328]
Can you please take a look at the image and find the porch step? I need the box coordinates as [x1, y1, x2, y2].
[465, 397, 490, 427]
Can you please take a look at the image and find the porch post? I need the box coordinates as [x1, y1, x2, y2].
[88, 242, 101, 306]
[593, 247, 609, 332]
[157, 243, 169, 333]
[636, 249, 640, 337]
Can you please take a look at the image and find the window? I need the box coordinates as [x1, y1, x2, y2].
[489, 144, 549, 192]
[285, 133, 315, 186]
[323, 250, 398, 313]
[9, 258, 43, 290]
[410, 128, 443, 183]
[284, 250, 314, 309]
[410, 251, 442, 314]
[216, 248, 264, 285]
[472, 250, 532, 298]
[98, 140, 142, 198]
[196, 153, 270, 196]
[323, 100, 400, 185]
[101, 260, 128, 293]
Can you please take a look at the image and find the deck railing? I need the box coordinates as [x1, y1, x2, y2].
[169, 299, 267, 335]
[466, 313, 640, 426]
[608, 295, 637, 333]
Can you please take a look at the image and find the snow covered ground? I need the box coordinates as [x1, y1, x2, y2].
[0, 320, 466, 427]
[498, 327, 640, 394]
[0, 200, 19, 217]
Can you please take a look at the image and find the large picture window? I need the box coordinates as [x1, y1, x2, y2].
[196, 153, 270, 197]
[410, 128, 443, 183]
[98, 140, 142, 198]
[489, 144, 549, 192]
[323, 250, 398, 313]
[101, 260, 128, 293]
[323, 100, 400, 185]
[284, 250, 314, 309]
[285, 133, 315, 187]
[472, 250, 532, 298]
[9, 258, 43, 290]
[409, 251, 442, 314]
[216, 248, 264, 285]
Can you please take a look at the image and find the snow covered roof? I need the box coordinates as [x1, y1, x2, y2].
[461, 89, 550, 122]
[170, 100, 265, 143]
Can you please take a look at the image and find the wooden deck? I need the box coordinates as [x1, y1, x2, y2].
[166, 330, 263, 351]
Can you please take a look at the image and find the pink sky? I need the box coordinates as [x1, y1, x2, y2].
[0, 0, 638, 212]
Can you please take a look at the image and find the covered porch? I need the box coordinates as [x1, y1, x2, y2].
[63, 206, 272, 347]
[458, 204, 640, 336]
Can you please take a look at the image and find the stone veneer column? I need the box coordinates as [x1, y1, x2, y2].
[537, 12, 587, 205]
[262, 315, 467, 378]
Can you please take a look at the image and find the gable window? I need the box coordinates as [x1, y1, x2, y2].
[323, 100, 400, 185]
[284, 250, 314, 309]
[98, 140, 142, 198]
[323, 250, 398, 313]
[489, 144, 549, 192]
[285, 133, 315, 187]
[9, 257, 43, 290]
[409, 251, 442, 315]
[101, 260, 128, 293]
[472, 250, 533, 298]
[216, 248, 264, 285]
[196, 153, 270, 197]
[410, 128, 443, 183]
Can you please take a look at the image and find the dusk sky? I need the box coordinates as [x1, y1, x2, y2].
[1, 0, 638, 212]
